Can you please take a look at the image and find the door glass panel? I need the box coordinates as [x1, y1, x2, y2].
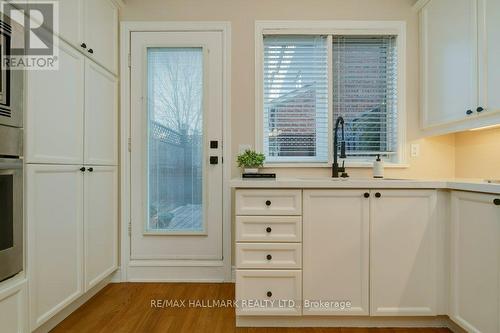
[0, 175, 13, 251]
[147, 47, 204, 234]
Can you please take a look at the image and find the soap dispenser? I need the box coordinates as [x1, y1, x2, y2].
[373, 155, 384, 178]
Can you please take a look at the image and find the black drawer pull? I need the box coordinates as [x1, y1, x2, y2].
[265, 200, 272, 206]
[88, 167, 94, 172]
[375, 192, 381, 198]
[88, 48, 94, 54]
[80, 42, 87, 49]
[266, 291, 272, 297]
[466, 110, 473, 115]
[266, 227, 272, 233]
[477, 106, 484, 113]
[364, 192, 370, 198]
[266, 254, 272, 260]
[494, 199, 500, 206]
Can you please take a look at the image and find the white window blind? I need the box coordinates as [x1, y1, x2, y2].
[333, 36, 398, 159]
[263, 35, 329, 163]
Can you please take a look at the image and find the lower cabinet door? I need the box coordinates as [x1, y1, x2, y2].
[370, 190, 438, 316]
[303, 190, 369, 315]
[84, 166, 118, 291]
[0, 278, 28, 333]
[236, 270, 302, 316]
[27, 165, 84, 329]
[450, 191, 500, 333]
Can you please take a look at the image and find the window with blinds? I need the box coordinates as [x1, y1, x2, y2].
[333, 36, 398, 159]
[263, 35, 329, 163]
[261, 34, 399, 163]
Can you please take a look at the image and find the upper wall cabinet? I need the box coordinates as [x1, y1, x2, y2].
[418, 0, 500, 134]
[26, 40, 85, 165]
[478, 0, 500, 115]
[29, 0, 119, 74]
[84, 61, 118, 166]
[27, 38, 118, 166]
[83, 0, 119, 74]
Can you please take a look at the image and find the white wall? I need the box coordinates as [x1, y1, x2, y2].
[121, 0, 456, 179]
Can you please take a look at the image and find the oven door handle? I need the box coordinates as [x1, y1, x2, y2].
[0, 158, 23, 169]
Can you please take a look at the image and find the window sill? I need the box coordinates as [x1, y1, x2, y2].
[262, 162, 410, 169]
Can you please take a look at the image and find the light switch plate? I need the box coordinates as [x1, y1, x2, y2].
[411, 143, 420, 157]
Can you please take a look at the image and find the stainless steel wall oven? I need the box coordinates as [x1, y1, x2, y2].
[0, 10, 23, 282]
[0, 126, 22, 282]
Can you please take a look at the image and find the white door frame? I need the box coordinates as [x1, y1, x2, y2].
[119, 21, 231, 282]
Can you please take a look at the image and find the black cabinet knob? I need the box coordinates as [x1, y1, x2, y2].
[494, 199, 500, 206]
[88, 48, 94, 54]
[79, 167, 86, 172]
[266, 291, 272, 297]
[375, 192, 381, 198]
[477, 107, 484, 113]
[88, 167, 94, 172]
[266, 254, 272, 260]
[364, 192, 370, 198]
[80, 42, 87, 49]
[266, 227, 272, 233]
[466, 110, 473, 115]
[265, 200, 272, 206]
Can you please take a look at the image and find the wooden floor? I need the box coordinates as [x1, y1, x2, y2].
[52, 283, 452, 333]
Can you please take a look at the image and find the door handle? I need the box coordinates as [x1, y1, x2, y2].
[209, 156, 218, 165]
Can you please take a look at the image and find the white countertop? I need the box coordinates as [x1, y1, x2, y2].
[230, 177, 500, 195]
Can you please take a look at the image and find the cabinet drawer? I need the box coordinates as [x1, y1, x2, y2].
[236, 216, 302, 242]
[236, 270, 302, 316]
[236, 189, 302, 216]
[236, 243, 302, 269]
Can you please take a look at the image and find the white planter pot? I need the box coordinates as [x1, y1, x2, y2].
[244, 168, 259, 174]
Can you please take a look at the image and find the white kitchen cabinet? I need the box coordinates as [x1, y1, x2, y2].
[450, 191, 500, 333]
[236, 270, 302, 316]
[27, 165, 84, 329]
[26, 39, 85, 165]
[27, 164, 118, 329]
[0, 277, 28, 333]
[235, 216, 302, 243]
[236, 243, 302, 269]
[419, 0, 500, 134]
[84, 166, 118, 291]
[420, 0, 478, 128]
[478, 0, 500, 114]
[29, 0, 118, 74]
[29, 0, 84, 48]
[83, 0, 119, 74]
[236, 189, 302, 216]
[27, 40, 118, 166]
[370, 190, 438, 316]
[84, 61, 118, 166]
[302, 189, 369, 316]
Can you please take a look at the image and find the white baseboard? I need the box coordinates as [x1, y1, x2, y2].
[127, 263, 227, 282]
[110, 267, 122, 283]
[231, 265, 236, 282]
[236, 315, 463, 331]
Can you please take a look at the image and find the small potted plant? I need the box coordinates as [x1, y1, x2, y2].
[237, 149, 265, 174]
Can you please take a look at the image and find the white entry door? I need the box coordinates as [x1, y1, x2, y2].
[130, 31, 223, 264]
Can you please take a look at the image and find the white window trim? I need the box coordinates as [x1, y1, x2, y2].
[255, 20, 407, 168]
